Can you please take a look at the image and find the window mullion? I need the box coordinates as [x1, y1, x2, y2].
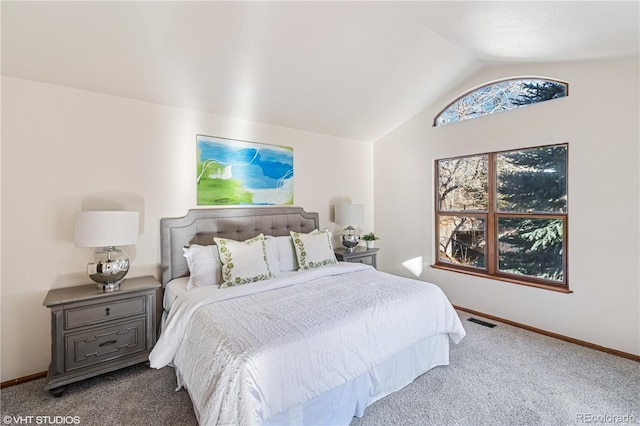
[487, 152, 497, 275]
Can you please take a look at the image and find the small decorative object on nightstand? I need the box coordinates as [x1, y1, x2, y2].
[334, 246, 379, 269]
[361, 232, 380, 249]
[42, 275, 162, 397]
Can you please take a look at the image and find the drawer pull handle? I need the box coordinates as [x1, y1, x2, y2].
[105, 308, 110, 316]
[99, 340, 117, 347]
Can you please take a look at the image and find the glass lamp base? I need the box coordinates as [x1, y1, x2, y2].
[87, 246, 130, 292]
[341, 234, 360, 253]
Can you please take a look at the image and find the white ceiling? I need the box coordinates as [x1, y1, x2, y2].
[2, 1, 638, 142]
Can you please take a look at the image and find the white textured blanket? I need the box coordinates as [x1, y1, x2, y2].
[150, 263, 465, 425]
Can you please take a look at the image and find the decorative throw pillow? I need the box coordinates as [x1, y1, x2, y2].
[290, 229, 337, 270]
[213, 234, 273, 287]
[183, 244, 221, 290]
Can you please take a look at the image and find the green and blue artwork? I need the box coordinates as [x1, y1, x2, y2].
[196, 135, 294, 205]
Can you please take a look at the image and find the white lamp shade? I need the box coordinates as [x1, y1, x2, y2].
[75, 211, 139, 247]
[335, 204, 364, 226]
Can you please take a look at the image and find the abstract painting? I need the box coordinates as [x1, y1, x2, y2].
[196, 135, 294, 205]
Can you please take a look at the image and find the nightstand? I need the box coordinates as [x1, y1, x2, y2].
[42, 275, 162, 396]
[334, 247, 379, 269]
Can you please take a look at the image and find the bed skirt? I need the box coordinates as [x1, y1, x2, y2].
[263, 332, 450, 425]
[177, 332, 449, 425]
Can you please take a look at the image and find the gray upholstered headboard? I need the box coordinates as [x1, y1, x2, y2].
[160, 207, 319, 285]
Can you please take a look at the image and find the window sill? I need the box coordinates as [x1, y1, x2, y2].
[431, 263, 572, 294]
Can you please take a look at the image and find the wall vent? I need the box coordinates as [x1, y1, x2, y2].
[467, 318, 497, 328]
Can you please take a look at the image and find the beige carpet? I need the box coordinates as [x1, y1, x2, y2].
[2, 311, 638, 425]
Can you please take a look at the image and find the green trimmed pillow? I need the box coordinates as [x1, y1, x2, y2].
[290, 229, 337, 270]
[213, 234, 273, 287]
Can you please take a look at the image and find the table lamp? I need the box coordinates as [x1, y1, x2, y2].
[335, 204, 364, 252]
[74, 211, 139, 291]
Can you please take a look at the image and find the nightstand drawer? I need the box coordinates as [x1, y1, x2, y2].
[352, 256, 374, 266]
[334, 247, 379, 269]
[65, 297, 146, 329]
[65, 318, 147, 372]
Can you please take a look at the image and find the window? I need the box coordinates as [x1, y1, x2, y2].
[434, 78, 568, 126]
[435, 144, 568, 291]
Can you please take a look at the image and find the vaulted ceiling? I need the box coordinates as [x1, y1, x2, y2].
[2, 1, 638, 142]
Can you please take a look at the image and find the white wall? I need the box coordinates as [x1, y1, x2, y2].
[374, 59, 640, 356]
[0, 76, 374, 381]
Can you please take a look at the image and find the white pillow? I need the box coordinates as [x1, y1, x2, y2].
[214, 233, 274, 287]
[183, 245, 221, 290]
[290, 229, 337, 270]
[266, 235, 298, 273]
[264, 236, 281, 275]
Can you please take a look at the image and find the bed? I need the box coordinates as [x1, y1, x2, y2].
[149, 207, 465, 425]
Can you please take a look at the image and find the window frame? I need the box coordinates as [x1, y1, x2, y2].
[433, 143, 569, 293]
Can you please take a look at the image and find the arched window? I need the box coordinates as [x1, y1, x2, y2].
[434, 78, 568, 126]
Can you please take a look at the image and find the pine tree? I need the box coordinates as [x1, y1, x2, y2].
[497, 145, 567, 280]
[512, 81, 566, 106]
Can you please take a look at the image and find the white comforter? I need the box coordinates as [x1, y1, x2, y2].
[150, 263, 465, 425]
